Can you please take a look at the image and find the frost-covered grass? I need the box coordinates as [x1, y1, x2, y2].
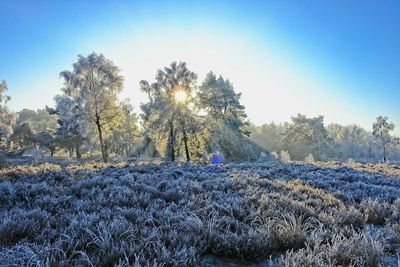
[0, 159, 399, 266]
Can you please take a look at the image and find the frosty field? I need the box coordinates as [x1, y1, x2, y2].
[0, 159, 399, 266]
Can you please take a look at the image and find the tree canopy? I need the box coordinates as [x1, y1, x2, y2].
[0, 80, 15, 146]
[373, 116, 396, 162]
[2, 56, 399, 163]
[58, 53, 124, 162]
[140, 62, 199, 161]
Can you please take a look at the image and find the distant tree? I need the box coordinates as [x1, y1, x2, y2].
[284, 114, 328, 160]
[0, 80, 11, 103]
[250, 116, 400, 163]
[108, 101, 140, 157]
[10, 108, 58, 155]
[47, 94, 85, 158]
[17, 109, 57, 133]
[0, 80, 16, 148]
[326, 123, 372, 160]
[140, 62, 198, 162]
[59, 53, 124, 162]
[372, 116, 395, 163]
[249, 122, 287, 153]
[31, 131, 56, 156]
[10, 122, 34, 149]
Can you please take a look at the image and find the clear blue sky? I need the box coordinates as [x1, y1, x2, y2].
[0, 0, 399, 134]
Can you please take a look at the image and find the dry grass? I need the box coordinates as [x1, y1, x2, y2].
[0, 159, 399, 266]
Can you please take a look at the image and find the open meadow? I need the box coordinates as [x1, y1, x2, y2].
[0, 158, 399, 266]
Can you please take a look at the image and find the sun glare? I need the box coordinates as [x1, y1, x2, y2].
[174, 90, 187, 103]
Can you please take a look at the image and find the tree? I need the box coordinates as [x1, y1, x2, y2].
[372, 116, 395, 163]
[10, 108, 58, 156]
[31, 131, 56, 156]
[198, 72, 249, 136]
[249, 122, 287, 153]
[17, 109, 57, 133]
[197, 72, 254, 160]
[108, 101, 140, 157]
[59, 53, 124, 162]
[0, 80, 16, 149]
[326, 123, 372, 160]
[47, 94, 85, 158]
[140, 62, 198, 162]
[284, 114, 328, 160]
[10, 122, 34, 150]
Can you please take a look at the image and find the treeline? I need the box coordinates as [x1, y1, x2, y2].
[250, 114, 400, 163]
[0, 52, 399, 163]
[0, 53, 257, 162]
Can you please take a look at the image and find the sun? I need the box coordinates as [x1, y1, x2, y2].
[174, 89, 187, 103]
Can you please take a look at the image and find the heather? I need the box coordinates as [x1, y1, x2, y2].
[1, 159, 399, 266]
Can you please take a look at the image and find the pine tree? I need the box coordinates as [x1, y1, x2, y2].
[197, 72, 252, 160]
[140, 62, 198, 162]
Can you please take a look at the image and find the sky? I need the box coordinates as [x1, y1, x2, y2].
[0, 0, 399, 134]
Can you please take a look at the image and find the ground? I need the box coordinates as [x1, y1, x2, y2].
[0, 158, 399, 266]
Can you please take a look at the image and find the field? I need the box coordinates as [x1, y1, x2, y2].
[0, 159, 399, 266]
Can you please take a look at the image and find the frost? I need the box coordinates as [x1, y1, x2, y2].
[0, 159, 399, 266]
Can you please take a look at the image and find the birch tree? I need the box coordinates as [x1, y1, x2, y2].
[59, 53, 124, 162]
[0, 80, 16, 149]
[108, 101, 140, 157]
[372, 116, 395, 163]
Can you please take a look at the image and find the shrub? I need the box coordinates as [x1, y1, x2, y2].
[0, 243, 94, 266]
[273, 213, 317, 250]
[0, 160, 398, 265]
[280, 230, 384, 267]
[280, 245, 325, 267]
[336, 208, 364, 229]
[328, 232, 383, 267]
[0, 209, 49, 245]
[205, 215, 272, 260]
[360, 199, 392, 225]
[391, 198, 400, 218]
[0, 156, 9, 169]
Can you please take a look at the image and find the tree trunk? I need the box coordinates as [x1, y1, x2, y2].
[180, 116, 190, 162]
[104, 142, 109, 159]
[183, 131, 190, 162]
[368, 143, 372, 158]
[168, 121, 175, 161]
[96, 119, 108, 163]
[383, 143, 386, 163]
[75, 142, 81, 159]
